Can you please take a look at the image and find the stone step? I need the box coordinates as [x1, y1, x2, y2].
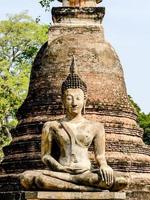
[25, 191, 126, 200]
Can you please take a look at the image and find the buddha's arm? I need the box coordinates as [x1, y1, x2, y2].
[93, 124, 107, 167]
[41, 122, 66, 172]
[93, 124, 113, 185]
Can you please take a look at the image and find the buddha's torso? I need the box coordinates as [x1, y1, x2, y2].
[51, 118, 97, 170]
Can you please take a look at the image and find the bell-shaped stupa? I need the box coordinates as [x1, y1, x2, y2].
[0, 2, 150, 199]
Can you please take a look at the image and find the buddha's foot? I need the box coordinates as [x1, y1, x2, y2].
[109, 177, 128, 192]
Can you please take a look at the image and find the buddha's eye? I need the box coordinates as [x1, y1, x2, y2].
[66, 96, 72, 101]
[76, 97, 81, 100]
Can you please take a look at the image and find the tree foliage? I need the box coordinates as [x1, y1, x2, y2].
[39, 0, 54, 11]
[0, 12, 48, 158]
[138, 113, 150, 145]
[129, 95, 150, 145]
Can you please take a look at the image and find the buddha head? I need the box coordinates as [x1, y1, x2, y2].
[61, 56, 87, 115]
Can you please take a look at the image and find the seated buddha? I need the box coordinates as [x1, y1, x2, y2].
[20, 57, 127, 191]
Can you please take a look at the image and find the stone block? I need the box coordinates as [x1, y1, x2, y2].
[25, 191, 126, 200]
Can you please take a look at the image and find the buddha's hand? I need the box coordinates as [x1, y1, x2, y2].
[99, 165, 114, 186]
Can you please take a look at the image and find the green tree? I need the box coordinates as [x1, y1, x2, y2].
[0, 12, 48, 158]
[138, 113, 150, 145]
[129, 95, 150, 145]
[39, 0, 54, 11]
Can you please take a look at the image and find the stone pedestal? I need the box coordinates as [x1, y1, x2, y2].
[25, 192, 126, 200]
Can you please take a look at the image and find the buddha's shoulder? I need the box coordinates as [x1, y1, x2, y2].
[43, 120, 61, 129]
[85, 119, 104, 129]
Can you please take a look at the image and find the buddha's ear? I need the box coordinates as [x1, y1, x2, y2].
[82, 99, 86, 115]
[61, 93, 65, 104]
[84, 94, 87, 104]
[61, 95, 65, 115]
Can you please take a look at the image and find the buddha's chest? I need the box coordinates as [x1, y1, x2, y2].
[53, 123, 94, 148]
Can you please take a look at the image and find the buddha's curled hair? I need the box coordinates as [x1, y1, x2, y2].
[61, 56, 87, 98]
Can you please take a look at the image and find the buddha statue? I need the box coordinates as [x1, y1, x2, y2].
[20, 57, 127, 191]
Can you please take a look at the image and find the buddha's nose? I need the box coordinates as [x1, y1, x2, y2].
[72, 104, 77, 108]
[72, 100, 78, 107]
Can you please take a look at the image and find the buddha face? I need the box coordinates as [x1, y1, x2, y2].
[63, 88, 85, 115]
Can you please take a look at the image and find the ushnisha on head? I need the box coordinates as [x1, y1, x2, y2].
[61, 56, 87, 99]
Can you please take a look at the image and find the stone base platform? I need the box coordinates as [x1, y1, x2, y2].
[25, 192, 126, 200]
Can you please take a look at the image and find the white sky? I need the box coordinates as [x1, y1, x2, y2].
[0, 0, 150, 113]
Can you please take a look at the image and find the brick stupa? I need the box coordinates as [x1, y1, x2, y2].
[0, 6, 150, 200]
